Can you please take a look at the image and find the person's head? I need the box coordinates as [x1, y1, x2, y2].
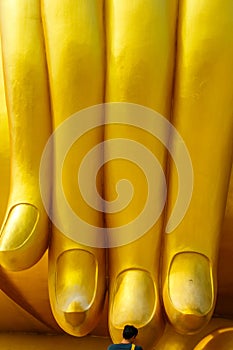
[122, 325, 138, 342]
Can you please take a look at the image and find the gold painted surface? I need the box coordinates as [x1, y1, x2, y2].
[0, 33, 10, 226]
[162, 0, 233, 335]
[167, 252, 213, 334]
[0, 0, 232, 349]
[105, 1, 177, 347]
[41, 0, 106, 337]
[0, 0, 51, 270]
[0, 333, 111, 350]
[193, 327, 233, 350]
[215, 166, 233, 317]
[0, 289, 51, 332]
[154, 319, 233, 350]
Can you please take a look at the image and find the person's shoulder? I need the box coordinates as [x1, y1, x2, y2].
[135, 346, 143, 350]
[107, 344, 118, 350]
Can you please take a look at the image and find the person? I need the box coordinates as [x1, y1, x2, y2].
[107, 325, 143, 350]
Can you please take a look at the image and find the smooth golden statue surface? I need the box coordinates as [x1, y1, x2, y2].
[0, 1, 232, 349]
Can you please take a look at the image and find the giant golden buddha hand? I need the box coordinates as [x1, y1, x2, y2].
[0, 1, 233, 349]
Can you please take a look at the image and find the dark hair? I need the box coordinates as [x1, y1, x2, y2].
[123, 325, 138, 340]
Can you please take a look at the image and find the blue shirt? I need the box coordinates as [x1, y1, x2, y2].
[107, 344, 143, 350]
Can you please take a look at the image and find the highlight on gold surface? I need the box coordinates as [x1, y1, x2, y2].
[193, 327, 233, 350]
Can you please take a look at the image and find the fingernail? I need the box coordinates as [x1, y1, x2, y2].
[0, 203, 39, 250]
[55, 249, 97, 325]
[111, 269, 156, 328]
[164, 252, 214, 334]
